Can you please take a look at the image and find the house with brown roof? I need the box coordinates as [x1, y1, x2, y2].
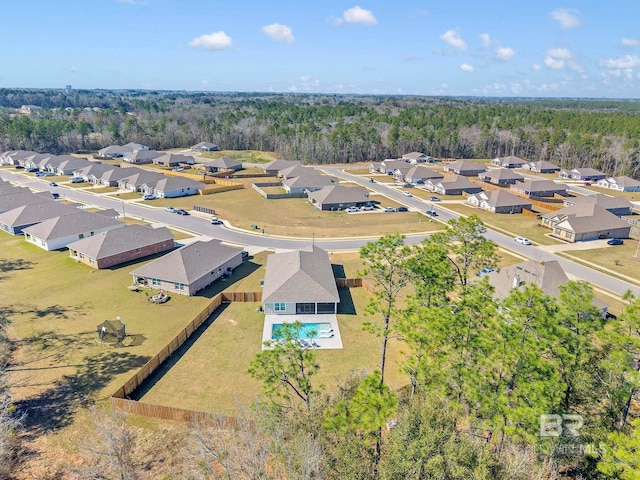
[510, 180, 568, 197]
[443, 160, 487, 176]
[540, 204, 631, 242]
[201, 156, 242, 173]
[426, 176, 483, 196]
[262, 159, 299, 175]
[130, 239, 244, 296]
[278, 164, 318, 180]
[491, 156, 527, 168]
[563, 194, 634, 216]
[479, 168, 524, 185]
[467, 190, 532, 214]
[22, 211, 125, 251]
[522, 160, 561, 174]
[68, 225, 174, 269]
[152, 153, 195, 167]
[307, 185, 370, 210]
[486, 259, 608, 313]
[596, 176, 640, 193]
[560, 167, 607, 181]
[262, 246, 340, 316]
[283, 175, 338, 194]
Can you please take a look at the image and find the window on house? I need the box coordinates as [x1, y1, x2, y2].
[151, 278, 161, 286]
[274, 303, 285, 311]
[175, 283, 184, 291]
[555, 228, 561, 235]
[296, 303, 315, 314]
[79, 233, 84, 239]
[89, 257, 94, 264]
[79, 253, 84, 259]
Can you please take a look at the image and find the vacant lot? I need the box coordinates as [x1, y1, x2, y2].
[197, 149, 278, 164]
[147, 188, 442, 238]
[561, 241, 640, 286]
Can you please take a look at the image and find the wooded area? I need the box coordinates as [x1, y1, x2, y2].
[1, 89, 639, 177]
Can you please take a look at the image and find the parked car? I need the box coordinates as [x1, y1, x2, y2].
[69, 177, 84, 183]
[142, 194, 155, 200]
[425, 210, 438, 217]
[383, 207, 395, 212]
[52, 193, 60, 199]
[607, 238, 624, 246]
[210, 217, 223, 225]
[514, 237, 531, 245]
[35, 171, 47, 177]
[48, 182, 58, 187]
[165, 206, 177, 213]
[14, 165, 24, 169]
[429, 196, 441, 202]
[402, 183, 414, 188]
[26, 167, 39, 173]
[476, 268, 497, 277]
[175, 209, 189, 215]
[241, 251, 249, 259]
[360, 205, 374, 211]
[172, 167, 185, 172]
[345, 207, 359, 213]
[402, 191, 413, 197]
[396, 206, 408, 212]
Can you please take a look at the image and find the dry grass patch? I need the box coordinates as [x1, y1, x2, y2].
[560, 241, 640, 286]
[197, 150, 278, 164]
[583, 185, 640, 201]
[106, 191, 141, 200]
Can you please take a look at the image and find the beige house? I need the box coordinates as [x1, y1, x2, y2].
[540, 204, 631, 242]
[308, 186, 370, 210]
[467, 190, 532, 213]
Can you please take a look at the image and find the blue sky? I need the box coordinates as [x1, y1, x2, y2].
[1, 0, 639, 98]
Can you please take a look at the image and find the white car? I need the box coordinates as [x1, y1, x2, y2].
[402, 191, 413, 197]
[360, 205, 374, 211]
[514, 237, 531, 245]
[69, 176, 84, 183]
[345, 207, 359, 213]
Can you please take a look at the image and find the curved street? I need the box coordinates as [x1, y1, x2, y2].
[1, 167, 638, 297]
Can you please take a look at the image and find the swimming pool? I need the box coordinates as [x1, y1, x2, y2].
[271, 322, 332, 340]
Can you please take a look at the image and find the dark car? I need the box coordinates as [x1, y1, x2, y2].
[396, 206, 408, 212]
[426, 210, 438, 216]
[429, 196, 441, 202]
[175, 209, 189, 215]
[607, 238, 624, 245]
[14, 165, 24, 169]
[26, 167, 39, 173]
[48, 182, 58, 187]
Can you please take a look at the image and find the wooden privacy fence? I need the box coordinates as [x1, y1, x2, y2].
[221, 291, 262, 302]
[198, 184, 243, 195]
[336, 278, 362, 288]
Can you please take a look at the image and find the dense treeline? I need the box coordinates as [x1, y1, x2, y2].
[1, 89, 639, 176]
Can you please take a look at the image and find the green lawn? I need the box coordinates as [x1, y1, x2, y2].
[106, 191, 142, 200]
[147, 189, 442, 238]
[444, 203, 562, 245]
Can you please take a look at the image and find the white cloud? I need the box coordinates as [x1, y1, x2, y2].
[496, 46, 515, 61]
[68, 66, 77, 73]
[545, 57, 565, 70]
[547, 47, 573, 60]
[338, 6, 377, 26]
[460, 63, 474, 72]
[599, 55, 640, 69]
[299, 76, 311, 82]
[440, 29, 467, 51]
[261, 23, 294, 43]
[621, 38, 640, 48]
[532, 64, 542, 71]
[479, 33, 491, 47]
[188, 31, 232, 51]
[550, 8, 580, 29]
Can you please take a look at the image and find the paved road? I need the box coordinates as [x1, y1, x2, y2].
[1, 168, 638, 296]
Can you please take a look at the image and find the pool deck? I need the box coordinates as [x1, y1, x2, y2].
[262, 314, 343, 350]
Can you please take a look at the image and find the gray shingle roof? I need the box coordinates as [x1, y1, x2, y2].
[144, 176, 205, 192]
[0, 202, 80, 227]
[206, 156, 242, 169]
[405, 165, 443, 180]
[308, 185, 369, 204]
[0, 191, 54, 213]
[480, 168, 524, 181]
[445, 160, 487, 173]
[22, 211, 124, 241]
[263, 159, 299, 172]
[542, 204, 631, 234]
[283, 175, 338, 189]
[278, 164, 318, 179]
[67, 225, 173, 260]
[129, 239, 242, 284]
[481, 189, 533, 207]
[566, 193, 633, 211]
[512, 179, 567, 194]
[262, 246, 340, 303]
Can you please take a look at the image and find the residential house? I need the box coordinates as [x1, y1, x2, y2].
[0, 191, 54, 214]
[152, 153, 195, 167]
[201, 156, 242, 173]
[522, 160, 561, 174]
[191, 141, 219, 152]
[426, 176, 483, 196]
[376, 159, 409, 175]
[0, 202, 81, 235]
[0, 183, 30, 196]
[262, 159, 299, 175]
[98, 143, 148, 158]
[22, 211, 125, 251]
[122, 150, 162, 165]
[491, 156, 528, 168]
[402, 152, 437, 163]
[2, 150, 38, 166]
[596, 176, 640, 192]
[308, 185, 370, 210]
[0, 151, 20, 165]
[467, 190, 532, 214]
[73, 163, 117, 183]
[96, 167, 144, 187]
[283, 175, 338, 194]
[68, 225, 174, 269]
[486, 260, 608, 313]
[23, 153, 55, 170]
[562, 194, 634, 216]
[117, 170, 166, 192]
[560, 167, 607, 181]
[278, 164, 318, 180]
[130, 239, 244, 296]
[141, 177, 204, 198]
[402, 165, 443, 184]
[540, 204, 631, 242]
[392, 165, 413, 181]
[443, 160, 487, 176]
[510, 180, 568, 197]
[49, 156, 91, 175]
[262, 246, 340, 315]
[479, 168, 524, 185]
